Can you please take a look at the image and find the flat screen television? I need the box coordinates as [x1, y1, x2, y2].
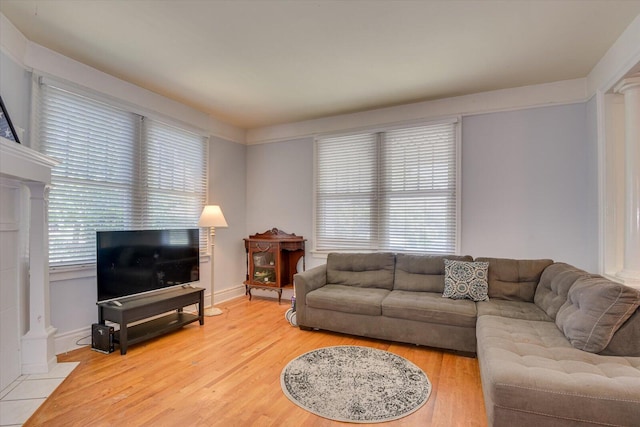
[96, 229, 200, 303]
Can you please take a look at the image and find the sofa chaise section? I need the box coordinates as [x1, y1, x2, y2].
[477, 315, 640, 426]
[477, 262, 640, 426]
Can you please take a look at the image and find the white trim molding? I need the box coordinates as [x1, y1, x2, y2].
[0, 13, 28, 68]
[54, 326, 92, 356]
[246, 78, 588, 145]
[610, 75, 640, 287]
[588, 15, 640, 98]
[209, 284, 246, 306]
[593, 15, 640, 284]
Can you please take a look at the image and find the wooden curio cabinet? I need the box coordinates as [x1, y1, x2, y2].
[244, 228, 305, 304]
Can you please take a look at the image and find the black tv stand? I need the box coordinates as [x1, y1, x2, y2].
[97, 287, 204, 355]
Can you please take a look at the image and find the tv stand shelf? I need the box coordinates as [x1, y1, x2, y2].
[98, 286, 204, 355]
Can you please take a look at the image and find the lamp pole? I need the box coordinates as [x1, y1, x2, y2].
[198, 205, 228, 316]
[206, 225, 223, 316]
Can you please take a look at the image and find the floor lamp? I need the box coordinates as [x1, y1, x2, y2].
[198, 205, 228, 316]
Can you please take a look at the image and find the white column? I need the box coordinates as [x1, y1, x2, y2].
[614, 74, 640, 285]
[21, 182, 57, 374]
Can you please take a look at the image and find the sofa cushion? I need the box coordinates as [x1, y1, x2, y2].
[326, 252, 395, 290]
[476, 257, 553, 302]
[443, 259, 489, 301]
[601, 308, 640, 356]
[306, 284, 390, 316]
[555, 276, 640, 353]
[394, 254, 473, 292]
[382, 290, 477, 327]
[477, 315, 640, 427]
[534, 262, 591, 321]
[476, 299, 551, 321]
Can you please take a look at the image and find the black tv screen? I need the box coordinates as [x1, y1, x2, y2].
[96, 229, 200, 303]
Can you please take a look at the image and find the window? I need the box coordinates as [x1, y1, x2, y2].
[37, 81, 207, 267]
[314, 120, 458, 254]
[141, 119, 207, 231]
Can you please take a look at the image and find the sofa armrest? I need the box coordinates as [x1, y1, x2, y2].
[294, 264, 327, 326]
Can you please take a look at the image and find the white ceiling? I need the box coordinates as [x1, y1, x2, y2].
[1, 1, 640, 129]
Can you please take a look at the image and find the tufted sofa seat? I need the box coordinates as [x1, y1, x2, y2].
[477, 316, 640, 426]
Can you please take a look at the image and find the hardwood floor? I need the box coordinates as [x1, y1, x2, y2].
[26, 297, 487, 426]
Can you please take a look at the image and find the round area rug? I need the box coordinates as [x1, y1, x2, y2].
[280, 345, 431, 423]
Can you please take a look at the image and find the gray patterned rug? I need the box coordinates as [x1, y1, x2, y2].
[280, 345, 431, 423]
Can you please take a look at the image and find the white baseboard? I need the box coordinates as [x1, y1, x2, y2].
[211, 284, 246, 306]
[55, 326, 92, 355]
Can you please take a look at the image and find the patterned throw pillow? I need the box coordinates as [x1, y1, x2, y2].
[443, 259, 489, 301]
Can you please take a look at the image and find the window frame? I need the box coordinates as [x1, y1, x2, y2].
[34, 77, 209, 276]
[312, 117, 461, 256]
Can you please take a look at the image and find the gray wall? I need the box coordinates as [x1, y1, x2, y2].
[0, 51, 31, 144]
[208, 135, 247, 292]
[585, 96, 599, 271]
[461, 104, 597, 270]
[246, 137, 314, 248]
[246, 103, 598, 271]
[50, 276, 97, 337]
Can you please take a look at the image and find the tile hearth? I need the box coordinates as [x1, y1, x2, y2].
[0, 362, 79, 426]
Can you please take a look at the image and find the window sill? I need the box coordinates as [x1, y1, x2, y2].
[50, 264, 96, 282]
[309, 249, 379, 260]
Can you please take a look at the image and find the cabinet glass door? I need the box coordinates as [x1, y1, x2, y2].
[252, 251, 276, 284]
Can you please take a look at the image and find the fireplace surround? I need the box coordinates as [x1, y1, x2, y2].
[0, 136, 58, 390]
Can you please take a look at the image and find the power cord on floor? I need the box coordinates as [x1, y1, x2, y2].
[76, 335, 91, 346]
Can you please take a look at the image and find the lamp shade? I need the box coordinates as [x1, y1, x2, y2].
[198, 205, 228, 228]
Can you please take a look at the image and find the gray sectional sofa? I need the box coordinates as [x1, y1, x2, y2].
[293, 252, 640, 426]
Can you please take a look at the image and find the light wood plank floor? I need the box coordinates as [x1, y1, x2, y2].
[26, 297, 487, 426]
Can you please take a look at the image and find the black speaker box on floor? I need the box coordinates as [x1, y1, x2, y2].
[91, 323, 114, 354]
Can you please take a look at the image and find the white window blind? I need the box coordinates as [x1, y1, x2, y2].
[380, 124, 457, 253]
[315, 121, 458, 254]
[39, 85, 140, 266]
[316, 133, 378, 249]
[37, 82, 207, 267]
[142, 119, 208, 249]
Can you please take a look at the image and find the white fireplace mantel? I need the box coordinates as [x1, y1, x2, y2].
[0, 137, 58, 183]
[0, 136, 60, 375]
